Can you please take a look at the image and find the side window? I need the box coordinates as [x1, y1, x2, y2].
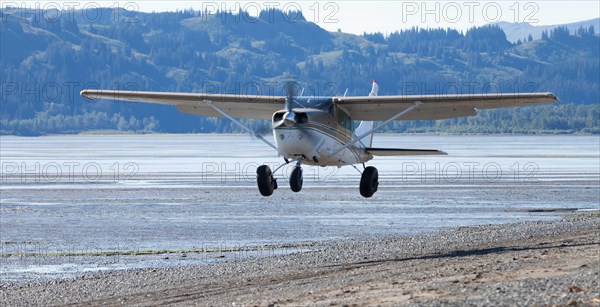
[337, 108, 353, 131]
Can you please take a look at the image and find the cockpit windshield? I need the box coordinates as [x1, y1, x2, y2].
[288, 97, 333, 111]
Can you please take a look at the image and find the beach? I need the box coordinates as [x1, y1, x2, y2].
[1, 216, 598, 306]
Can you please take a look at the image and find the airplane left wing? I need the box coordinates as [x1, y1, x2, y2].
[335, 92, 558, 121]
[80, 90, 285, 119]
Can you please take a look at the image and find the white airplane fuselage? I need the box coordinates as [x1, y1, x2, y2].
[272, 107, 373, 167]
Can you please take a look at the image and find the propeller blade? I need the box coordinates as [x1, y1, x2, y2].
[284, 81, 300, 112]
[281, 80, 302, 128]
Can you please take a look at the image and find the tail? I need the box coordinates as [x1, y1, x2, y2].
[369, 80, 379, 97]
[354, 80, 377, 147]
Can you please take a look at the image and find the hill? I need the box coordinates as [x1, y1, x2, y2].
[496, 18, 600, 43]
[0, 8, 598, 135]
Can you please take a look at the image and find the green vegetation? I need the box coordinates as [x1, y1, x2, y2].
[1, 242, 312, 257]
[565, 211, 600, 219]
[1, 9, 598, 135]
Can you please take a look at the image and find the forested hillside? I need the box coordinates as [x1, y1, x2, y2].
[1, 8, 598, 135]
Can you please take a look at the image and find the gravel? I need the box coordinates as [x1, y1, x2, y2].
[1, 215, 598, 306]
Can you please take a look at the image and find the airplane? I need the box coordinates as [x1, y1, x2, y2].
[80, 81, 558, 198]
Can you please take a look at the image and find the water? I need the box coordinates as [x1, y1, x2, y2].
[1, 134, 598, 283]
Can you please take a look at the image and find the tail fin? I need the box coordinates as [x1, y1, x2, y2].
[369, 79, 379, 97]
[354, 80, 377, 147]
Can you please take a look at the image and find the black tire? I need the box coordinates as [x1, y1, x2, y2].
[360, 166, 379, 198]
[290, 166, 303, 193]
[257, 165, 275, 196]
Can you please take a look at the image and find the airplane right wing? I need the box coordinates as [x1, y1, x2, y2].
[335, 92, 559, 121]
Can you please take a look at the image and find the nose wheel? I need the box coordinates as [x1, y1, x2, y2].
[360, 166, 379, 198]
[289, 156, 304, 193]
[290, 166, 303, 192]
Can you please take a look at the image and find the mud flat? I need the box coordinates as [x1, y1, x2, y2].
[1, 215, 598, 306]
[1, 135, 599, 305]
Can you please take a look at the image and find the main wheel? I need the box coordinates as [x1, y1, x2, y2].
[290, 166, 303, 193]
[360, 166, 379, 198]
[257, 165, 276, 196]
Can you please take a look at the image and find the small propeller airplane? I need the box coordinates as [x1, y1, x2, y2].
[81, 81, 558, 198]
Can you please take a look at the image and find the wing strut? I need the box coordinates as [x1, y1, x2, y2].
[205, 101, 279, 153]
[329, 101, 422, 156]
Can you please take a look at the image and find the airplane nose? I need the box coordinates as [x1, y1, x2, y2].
[283, 112, 296, 127]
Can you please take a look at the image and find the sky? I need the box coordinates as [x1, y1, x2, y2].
[6, 1, 600, 34]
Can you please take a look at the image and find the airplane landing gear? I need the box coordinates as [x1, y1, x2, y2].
[360, 166, 379, 198]
[290, 166, 303, 192]
[257, 157, 303, 196]
[289, 157, 303, 192]
[257, 165, 277, 196]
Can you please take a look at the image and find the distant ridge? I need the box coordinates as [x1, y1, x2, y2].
[495, 18, 600, 42]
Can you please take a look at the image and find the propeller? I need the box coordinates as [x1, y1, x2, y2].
[285, 81, 298, 112]
[282, 81, 300, 127]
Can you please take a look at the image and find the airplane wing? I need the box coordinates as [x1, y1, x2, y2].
[80, 90, 285, 119]
[81, 90, 559, 121]
[334, 92, 559, 121]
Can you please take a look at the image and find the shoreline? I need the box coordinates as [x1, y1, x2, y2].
[2, 216, 598, 306]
